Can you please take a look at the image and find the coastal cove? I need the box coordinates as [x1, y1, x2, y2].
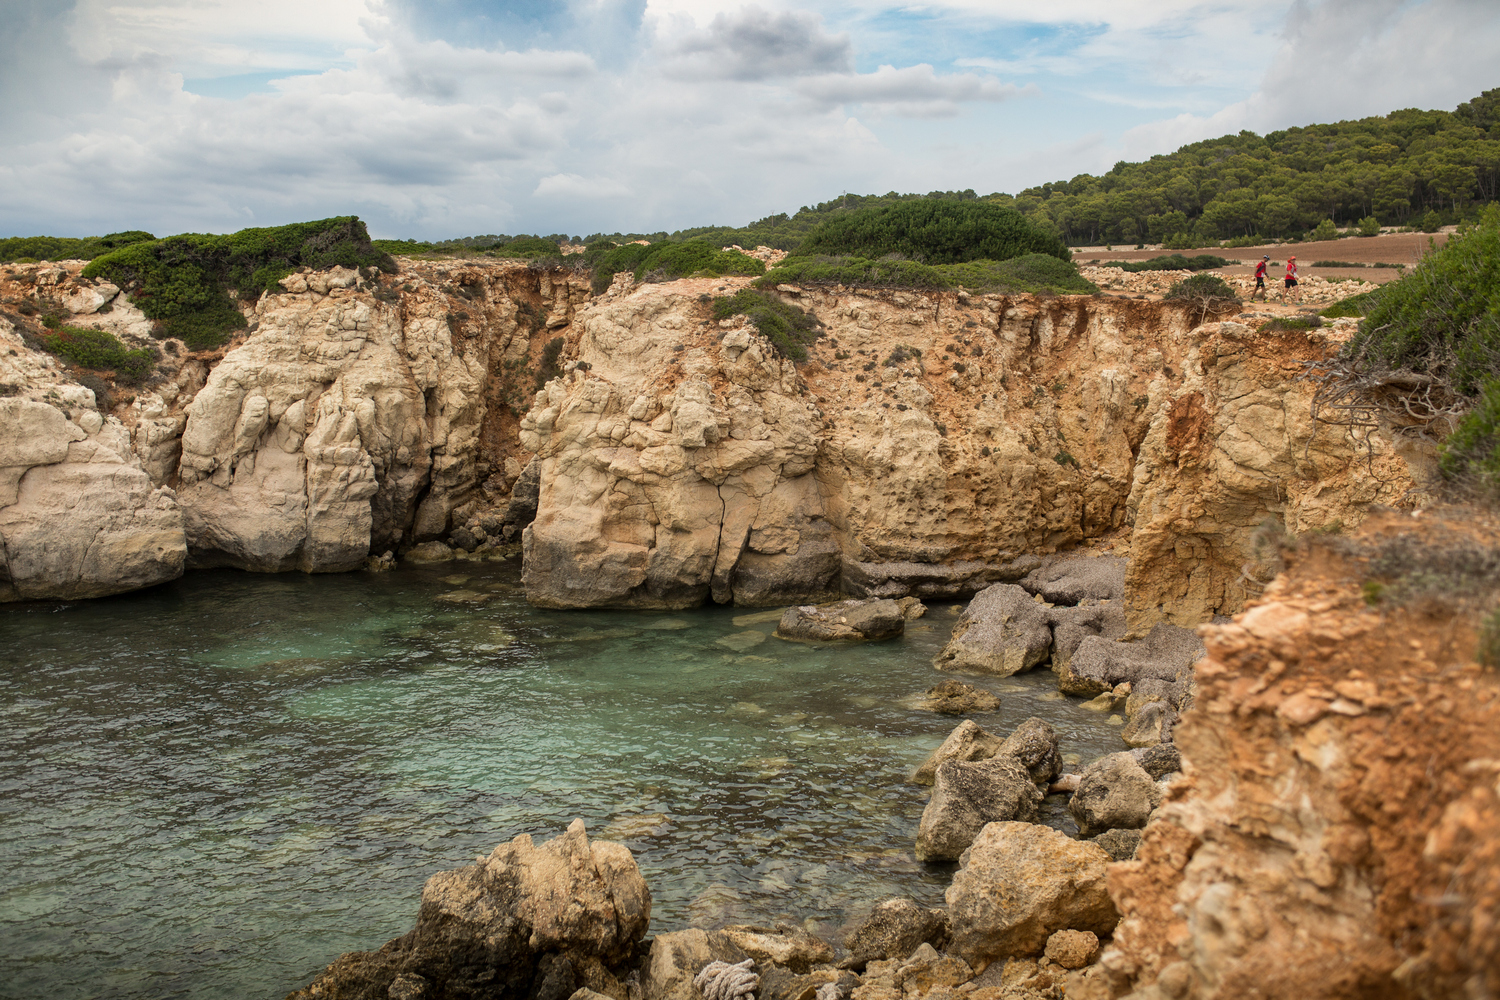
[0, 560, 1123, 1000]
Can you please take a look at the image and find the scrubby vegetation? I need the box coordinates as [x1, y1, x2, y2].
[710, 289, 822, 361]
[1320, 290, 1381, 318]
[1096, 254, 1231, 272]
[752, 252, 1096, 295]
[796, 201, 1070, 265]
[1310, 204, 1500, 489]
[0, 231, 156, 264]
[41, 326, 156, 384]
[372, 234, 577, 257]
[588, 240, 764, 294]
[83, 217, 396, 348]
[937, 254, 1097, 294]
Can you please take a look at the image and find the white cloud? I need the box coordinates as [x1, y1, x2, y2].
[797, 64, 1031, 117]
[658, 7, 851, 80]
[534, 174, 634, 199]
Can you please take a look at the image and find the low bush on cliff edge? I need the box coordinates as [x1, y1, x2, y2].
[41, 326, 156, 384]
[83, 217, 397, 348]
[711, 290, 822, 361]
[1097, 253, 1231, 273]
[796, 200, 1071, 265]
[588, 240, 765, 295]
[938, 254, 1098, 294]
[0, 231, 156, 264]
[755, 252, 1096, 295]
[1164, 273, 1240, 323]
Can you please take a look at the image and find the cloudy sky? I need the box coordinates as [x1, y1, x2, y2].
[2, 0, 1497, 240]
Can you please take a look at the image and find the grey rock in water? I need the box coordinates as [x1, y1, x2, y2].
[1059, 622, 1205, 697]
[946, 822, 1117, 966]
[909, 720, 1007, 786]
[1019, 554, 1126, 605]
[775, 598, 905, 642]
[1125, 676, 1191, 717]
[1090, 828, 1143, 862]
[996, 717, 1063, 785]
[916, 756, 1042, 861]
[920, 679, 1002, 715]
[932, 584, 1053, 676]
[1046, 602, 1128, 672]
[841, 898, 950, 970]
[1134, 742, 1183, 779]
[1121, 701, 1177, 748]
[448, 524, 482, 552]
[1068, 752, 1162, 837]
[288, 819, 651, 1000]
[505, 456, 541, 529]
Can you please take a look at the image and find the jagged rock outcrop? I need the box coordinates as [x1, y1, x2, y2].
[842, 898, 951, 969]
[915, 756, 1042, 861]
[289, 818, 650, 1000]
[1102, 511, 1500, 1000]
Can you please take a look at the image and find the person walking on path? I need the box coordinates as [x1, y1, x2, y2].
[1251, 255, 1269, 301]
[1283, 256, 1299, 303]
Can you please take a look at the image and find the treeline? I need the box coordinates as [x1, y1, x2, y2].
[1002, 88, 1500, 246]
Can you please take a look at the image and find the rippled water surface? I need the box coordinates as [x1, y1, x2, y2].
[1, 560, 1123, 1000]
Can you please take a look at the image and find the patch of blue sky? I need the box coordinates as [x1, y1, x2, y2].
[182, 71, 323, 100]
[831, 6, 1095, 76]
[391, 0, 647, 66]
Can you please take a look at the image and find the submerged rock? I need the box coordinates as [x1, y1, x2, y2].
[915, 757, 1041, 861]
[288, 818, 650, 1000]
[918, 679, 1001, 715]
[946, 821, 1117, 967]
[775, 599, 905, 642]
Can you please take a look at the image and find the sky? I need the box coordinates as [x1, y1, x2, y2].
[1, 0, 1497, 240]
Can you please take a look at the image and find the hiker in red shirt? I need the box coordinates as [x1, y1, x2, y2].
[1251, 255, 1269, 301]
[1283, 256, 1299, 302]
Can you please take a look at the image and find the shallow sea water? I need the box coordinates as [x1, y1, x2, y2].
[0, 560, 1123, 1000]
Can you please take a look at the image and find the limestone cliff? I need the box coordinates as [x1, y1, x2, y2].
[0, 258, 1410, 616]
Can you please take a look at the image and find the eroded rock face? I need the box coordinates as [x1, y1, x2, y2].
[946, 821, 1117, 968]
[290, 818, 650, 1000]
[1103, 512, 1500, 1000]
[0, 395, 185, 600]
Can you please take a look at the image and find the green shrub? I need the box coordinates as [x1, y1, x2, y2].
[83, 217, 396, 348]
[589, 240, 763, 294]
[41, 326, 156, 384]
[534, 336, 566, 390]
[710, 289, 822, 361]
[1442, 379, 1500, 483]
[935, 254, 1098, 294]
[1320, 290, 1380, 318]
[1358, 216, 1381, 237]
[797, 200, 1070, 265]
[1312, 219, 1339, 242]
[500, 236, 562, 257]
[1099, 253, 1231, 273]
[755, 255, 951, 290]
[0, 231, 155, 264]
[1311, 260, 1364, 268]
[1165, 273, 1237, 302]
[1343, 204, 1500, 396]
[1161, 233, 1198, 250]
[1263, 314, 1324, 333]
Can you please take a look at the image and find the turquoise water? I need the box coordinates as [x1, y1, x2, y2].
[0, 560, 1122, 1000]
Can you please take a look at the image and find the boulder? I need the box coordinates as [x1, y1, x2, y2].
[890, 943, 973, 993]
[1120, 701, 1176, 748]
[1124, 677, 1190, 718]
[919, 679, 1001, 715]
[718, 924, 834, 975]
[1042, 930, 1099, 970]
[909, 720, 1006, 786]
[288, 819, 651, 1000]
[1059, 623, 1205, 697]
[841, 898, 950, 970]
[1045, 603, 1127, 672]
[1132, 743, 1183, 780]
[915, 757, 1041, 862]
[995, 717, 1062, 785]
[946, 822, 1117, 967]
[1089, 828, 1142, 862]
[932, 584, 1052, 677]
[776, 599, 905, 642]
[1019, 555, 1125, 605]
[644, 930, 755, 1000]
[1068, 752, 1161, 837]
